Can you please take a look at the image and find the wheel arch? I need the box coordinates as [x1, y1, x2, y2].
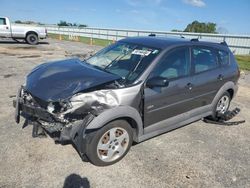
[227, 88, 234, 99]
[25, 31, 39, 38]
[212, 81, 238, 108]
[85, 106, 143, 142]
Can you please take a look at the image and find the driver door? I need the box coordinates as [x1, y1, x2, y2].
[0, 18, 11, 37]
[144, 47, 194, 127]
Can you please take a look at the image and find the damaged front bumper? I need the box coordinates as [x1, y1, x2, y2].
[13, 89, 55, 124]
[13, 86, 95, 159]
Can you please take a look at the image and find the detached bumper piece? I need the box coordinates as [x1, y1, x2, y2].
[14, 87, 22, 124]
[32, 121, 46, 138]
[204, 108, 245, 126]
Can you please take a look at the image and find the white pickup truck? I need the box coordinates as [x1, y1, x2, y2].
[0, 17, 47, 45]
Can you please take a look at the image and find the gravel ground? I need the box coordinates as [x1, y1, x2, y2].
[0, 38, 249, 188]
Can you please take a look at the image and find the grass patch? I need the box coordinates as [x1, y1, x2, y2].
[48, 33, 112, 47]
[235, 55, 250, 71]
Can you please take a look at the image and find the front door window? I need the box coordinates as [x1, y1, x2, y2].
[150, 47, 190, 81]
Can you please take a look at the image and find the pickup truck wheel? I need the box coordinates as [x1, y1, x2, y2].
[86, 120, 133, 166]
[26, 33, 38, 45]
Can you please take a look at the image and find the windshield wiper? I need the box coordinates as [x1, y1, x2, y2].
[82, 60, 105, 71]
[125, 55, 146, 81]
[87, 62, 123, 79]
[104, 45, 138, 70]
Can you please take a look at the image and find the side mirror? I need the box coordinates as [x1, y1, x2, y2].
[146, 76, 169, 88]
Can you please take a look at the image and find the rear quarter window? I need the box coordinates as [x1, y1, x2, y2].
[218, 50, 230, 66]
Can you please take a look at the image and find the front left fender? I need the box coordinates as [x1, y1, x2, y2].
[85, 106, 143, 142]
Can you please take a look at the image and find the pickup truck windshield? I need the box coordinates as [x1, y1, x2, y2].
[85, 42, 160, 84]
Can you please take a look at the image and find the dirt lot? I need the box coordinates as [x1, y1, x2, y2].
[0, 39, 249, 188]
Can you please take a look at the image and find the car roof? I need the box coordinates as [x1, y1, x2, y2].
[120, 36, 228, 50]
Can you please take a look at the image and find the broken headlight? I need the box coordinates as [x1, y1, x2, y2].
[47, 101, 72, 114]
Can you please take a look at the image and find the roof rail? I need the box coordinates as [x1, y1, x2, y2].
[190, 38, 199, 42]
[189, 38, 228, 46]
[220, 41, 228, 46]
[148, 33, 156, 37]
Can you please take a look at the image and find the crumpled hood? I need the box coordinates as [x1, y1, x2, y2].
[25, 58, 120, 101]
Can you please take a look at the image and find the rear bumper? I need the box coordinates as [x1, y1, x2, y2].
[39, 33, 47, 39]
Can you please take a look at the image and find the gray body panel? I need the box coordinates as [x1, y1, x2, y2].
[144, 76, 194, 126]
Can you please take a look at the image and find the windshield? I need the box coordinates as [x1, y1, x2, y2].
[85, 42, 160, 84]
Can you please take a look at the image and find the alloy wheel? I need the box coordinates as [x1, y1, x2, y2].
[216, 95, 230, 114]
[97, 127, 129, 162]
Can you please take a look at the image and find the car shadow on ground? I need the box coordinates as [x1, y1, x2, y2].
[0, 40, 49, 45]
[63, 174, 90, 188]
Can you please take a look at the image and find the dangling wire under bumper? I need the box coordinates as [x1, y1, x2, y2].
[204, 108, 245, 126]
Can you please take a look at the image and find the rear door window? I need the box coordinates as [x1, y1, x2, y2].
[0, 18, 6, 25]
[192, 47, 218, 73]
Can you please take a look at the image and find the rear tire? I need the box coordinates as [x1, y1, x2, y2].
[209, 91, 231, 120]
[26, 33, 38, 45]
[85, 120, 133, 166]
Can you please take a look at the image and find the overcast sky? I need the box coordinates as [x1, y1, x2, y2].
[1, 0, 250, 34]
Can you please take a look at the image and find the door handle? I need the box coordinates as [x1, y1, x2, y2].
[186, 83, 193, 90]
[217, 74, 224, 81]
[6, 26, 9, 29]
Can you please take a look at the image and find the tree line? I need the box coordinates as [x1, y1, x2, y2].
[15, 19, 221, 33]
[57, 20, 87, 28]
[56, 20, 219, 33]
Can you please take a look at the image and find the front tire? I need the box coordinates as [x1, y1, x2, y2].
[86, 120, 133, 166]
[26, 33, 38, 45]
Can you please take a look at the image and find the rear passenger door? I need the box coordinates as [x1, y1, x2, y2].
[190, 46, 224, 107]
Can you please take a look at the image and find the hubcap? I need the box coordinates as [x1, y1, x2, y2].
[30, 36, 35, 42]
[29, 35, 36, 43]
[216, 95, 230, 114]
[97, 127, 129, 162]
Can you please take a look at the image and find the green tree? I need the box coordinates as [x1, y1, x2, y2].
[57, 21, 88, 27]
[184, 21, 217, 33]
[78, 24, 88, 28]
[171, 29, 183, 32]
[57, 20, 70, 26]
[15, 20, 22, 24]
